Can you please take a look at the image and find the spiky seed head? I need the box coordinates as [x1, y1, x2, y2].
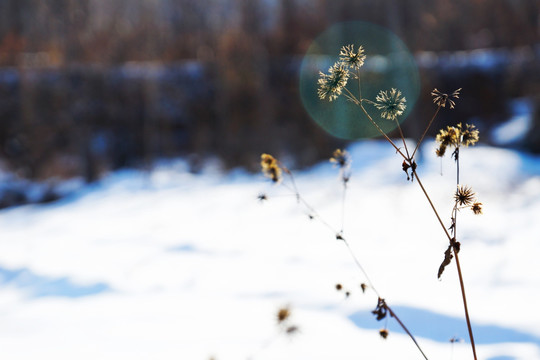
[379, 329, 389, 339]
[431, 88, 461, 109]
[339, 44, 366, 70]
[375, 88, 407, 121]
[317, 62, 350, 101]
[360, 283, 367, 293]
[455, 185, 475, 206]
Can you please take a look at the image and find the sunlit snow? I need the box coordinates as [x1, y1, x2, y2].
[0, 141, 539, 360]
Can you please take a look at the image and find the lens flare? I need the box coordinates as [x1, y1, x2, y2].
[299, 21, 420, 139]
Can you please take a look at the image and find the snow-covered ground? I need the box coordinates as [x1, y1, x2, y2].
[0, 141, 539, 360]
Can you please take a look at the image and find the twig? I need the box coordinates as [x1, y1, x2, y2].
[359, 104, 408, 161]
[411, 105, 441, 160]
[453, 250, 478, 360]
[385, 302, 429, 360]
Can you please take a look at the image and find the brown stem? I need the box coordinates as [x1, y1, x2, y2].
[385, 302, 429, 360]
[411, 106, 441, 160]
[453, 250, 478, 360]
[452, 147, 476, 359]
[412, 170, 452, 242]
[414, 169, 477, 359]
[277, 155, 429, 360]
[342, 239, 380, 298]
[360, 104, 408, 161]
[395, 118, 411, 160]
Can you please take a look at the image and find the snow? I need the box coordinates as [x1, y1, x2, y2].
[0, 142, 540, 360]
[492, 98, 534, 146]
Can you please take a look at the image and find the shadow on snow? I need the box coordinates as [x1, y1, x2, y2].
[349, 305, 540, 347]
[0, 266, 110, 298]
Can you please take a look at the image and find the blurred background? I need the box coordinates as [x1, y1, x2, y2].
[0, 0, 539, 207]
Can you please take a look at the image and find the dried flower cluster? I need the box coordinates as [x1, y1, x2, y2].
[318, 44, 366, 101]
[375, 88, 407, 121]
[317, 62, 350, 101]
[260, 153, 282, 183]
[339, 44, 366, 70]
[435, 123, 479, 157]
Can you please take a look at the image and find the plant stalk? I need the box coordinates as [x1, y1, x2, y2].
[411, 106, 441, 160]
[385, 302, 429, 360]
[453, 250, 478, 360]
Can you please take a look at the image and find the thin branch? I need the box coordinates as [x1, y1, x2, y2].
[341, 238, 381, 298]
[359, 104, 408, 161]
[452, 146, 477, 359]
[394, 118, 411, 160]
[340, 179, 347, 233]
[385, 302, 429, 360]
[453, 250, 478, 360]
[343, 87, 361, 105]
[411, 169, 453, 242]
[356, 69, 363, 100]
[411, 105, 441, 160]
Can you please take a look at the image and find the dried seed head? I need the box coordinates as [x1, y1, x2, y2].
[435, 145, 447, 157]
[372, 298, 388, 321]
[360, 283, 367, 293]
[455, 185, 475, 206]
[375, 88, 407, 121]
[431, 88, 461, 109]
[339, 44, 366, 70]
[435, 123, 479, 157]
[459, 123, 479, 147]
[471, 202, 483, 215]
[317, 62, 350, 101]
[335, 283, 343, 291]
[260, 153, 282, 183]
[379, 329, 389, 339]
[277, 306, 291, 324]
[285, 325, 299, 335]
[436, 126, 460, 147]
[257, 193, 268, 202]
[330, 149, 349, 168]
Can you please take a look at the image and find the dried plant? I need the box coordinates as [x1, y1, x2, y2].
[258, 44, 484, 360]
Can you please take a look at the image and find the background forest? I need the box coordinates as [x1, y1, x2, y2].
[0, 0, 538, 183]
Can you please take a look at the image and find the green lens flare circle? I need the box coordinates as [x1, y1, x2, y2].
[300, 21, 420, 140]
